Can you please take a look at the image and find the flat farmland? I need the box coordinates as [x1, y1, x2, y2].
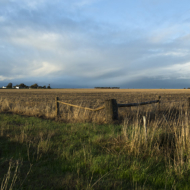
[0, 89, 190, 123]
[1, 89, 190, 189]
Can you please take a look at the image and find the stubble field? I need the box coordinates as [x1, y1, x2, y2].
[0, 88, 190, 124]
[1, 89, 190, 189]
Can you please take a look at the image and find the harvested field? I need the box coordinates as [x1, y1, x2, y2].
[0, 89, 190, 123]
[1, 89, 190, 189]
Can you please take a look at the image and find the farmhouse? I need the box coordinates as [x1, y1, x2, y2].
[16, 86, 24, 89]
[2, 86, 6, 88]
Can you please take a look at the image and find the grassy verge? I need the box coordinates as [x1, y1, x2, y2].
[0, 113, 190, 189]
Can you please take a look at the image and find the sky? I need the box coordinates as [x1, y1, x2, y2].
[0, 0, 190, 89]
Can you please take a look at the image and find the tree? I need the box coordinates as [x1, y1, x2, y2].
[6, 83, 12, 88]
[19, 83, 25, 88]
[47, 84, 51, 89]
[18, 83, 28, 88]
[30, 83, 38, 89]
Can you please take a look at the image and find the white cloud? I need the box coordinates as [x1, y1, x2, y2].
[23, 0, 46, 9]
[127, 62, 190, 81]
[149, 18, 190, 44]
[73, 0, 100, 7]
[32, 61, 61, 76]
[162, 51, 189, 57]
[9, 29, 60, 51]
[0, 16, 6, 23]
[7, 0, 47, 10]
[149, 29, 175, 43]
[0, 75, 14, 81]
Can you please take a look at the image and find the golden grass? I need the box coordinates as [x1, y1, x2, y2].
[0, 89, 190, 123]
[1, 93, 190, 189]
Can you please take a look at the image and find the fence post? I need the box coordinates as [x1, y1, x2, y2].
[105, 99, 118, 123]
[185, 97, 190, 138]
[55, 97, 59, 117]
[186, 97, 190, 126]
[188, 97, 190, 111]
[158, 96, 161, 112]
[143, 116, 147, 143]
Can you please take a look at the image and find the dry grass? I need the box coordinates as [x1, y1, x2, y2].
[1, 89, 190, 189]
[1, 159, 20, 190]
[0, 89, 190, 124]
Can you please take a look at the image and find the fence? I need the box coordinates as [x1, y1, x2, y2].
[55, 96, 165, 123]
[104, 96, 161, 123]
[55, 97, 105, 116]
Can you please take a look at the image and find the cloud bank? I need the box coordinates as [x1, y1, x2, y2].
[0, 0, 190, 88]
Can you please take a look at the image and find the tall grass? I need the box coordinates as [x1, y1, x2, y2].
[0, 96, 188, 124]
[0, 97, 106, 123]
[1, 94, 190, 189]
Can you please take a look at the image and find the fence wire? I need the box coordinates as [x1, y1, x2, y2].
[57, 100, 105, 111]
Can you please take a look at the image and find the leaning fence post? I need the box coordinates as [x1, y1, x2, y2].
[55, 97, 59, 117]
[105, 99, 118, 123]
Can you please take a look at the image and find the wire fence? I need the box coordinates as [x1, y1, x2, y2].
[55, 96, 162, 123]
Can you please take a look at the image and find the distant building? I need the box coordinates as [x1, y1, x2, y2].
[16, 86, 24, 89]
[2, 86, 6, 88]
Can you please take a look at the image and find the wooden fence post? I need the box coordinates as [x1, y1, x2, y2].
[158, 96, 161, 112]
[188, 97, 190, 111]
[105, 99, 118, 123]
[55, 97, 59, 117]
[143, 116, 147, 143]
[186, 97, 190, 127]
[184, 97, 190, 138]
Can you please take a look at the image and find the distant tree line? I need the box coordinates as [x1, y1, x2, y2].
[2, 83, 51, 89]
[94, 87, 120, 89]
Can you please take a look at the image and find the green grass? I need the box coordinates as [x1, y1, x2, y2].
[0, 113, 190, 189]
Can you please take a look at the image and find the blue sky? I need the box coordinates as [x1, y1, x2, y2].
[0, 0, 190, 88]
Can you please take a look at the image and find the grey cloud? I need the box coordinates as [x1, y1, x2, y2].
[1, 75, 189, 89]
[1, 1, 190, 88]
